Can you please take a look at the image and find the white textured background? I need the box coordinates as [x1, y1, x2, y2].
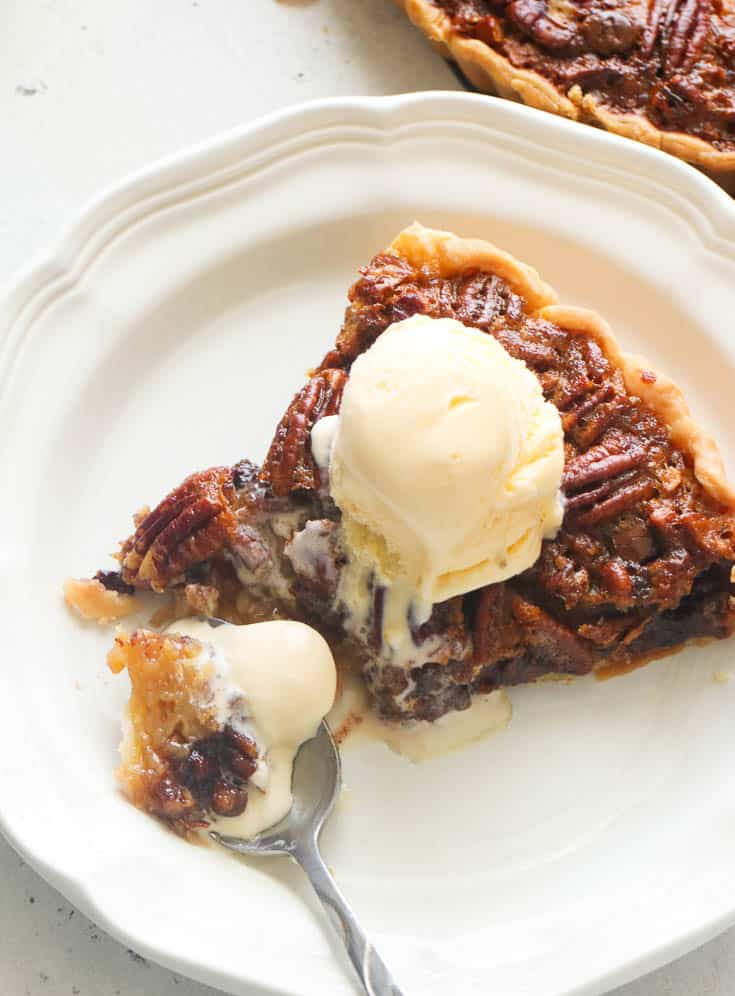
[1, 1, 733, 993]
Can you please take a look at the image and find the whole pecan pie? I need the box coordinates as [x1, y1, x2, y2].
[395, 0, 735, 170]
[71, 224, 735, 725]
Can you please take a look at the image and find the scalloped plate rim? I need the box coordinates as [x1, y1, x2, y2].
[2, 91, 735, 996]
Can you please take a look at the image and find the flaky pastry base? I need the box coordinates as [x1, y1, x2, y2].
[395, 0, 735, 173]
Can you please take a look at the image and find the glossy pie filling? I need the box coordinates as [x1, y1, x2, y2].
[435, 0, 735, 151]
[105, 243, 735, 725]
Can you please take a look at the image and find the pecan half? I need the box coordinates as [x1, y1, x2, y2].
[120, 466, 238, 591]
[574, 478, 657, 527]
[506, 0, 580, 51]
[562, 434, 656, 528]
[664, 0, 708, 71]
[453, 271, 526, 329]
[471, 584, 522, 667]
[641, 0, 708, 69]
[640, 0, 676, 57]
[582, 11, 640, 56]
[562, 436, 647, 492]
[352, 253, 416, 304]
[561, 383, 616, 432]
[495, 324, 556, 370]
[261, 369, 347, 497]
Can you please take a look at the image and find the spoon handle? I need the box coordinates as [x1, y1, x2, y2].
[295, 841, 405, 996]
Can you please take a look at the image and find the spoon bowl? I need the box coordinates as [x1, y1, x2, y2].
[211, 721, 404, 996]
[212, 720, 340, 857]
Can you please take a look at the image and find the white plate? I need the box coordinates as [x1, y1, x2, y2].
[2, 92, 735, 996]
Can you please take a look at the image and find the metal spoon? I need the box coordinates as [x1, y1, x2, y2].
[211, 720, 405, 996]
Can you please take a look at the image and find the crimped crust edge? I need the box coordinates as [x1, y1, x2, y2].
[397, 0, 735, 173]
[389, 222, 735, 509]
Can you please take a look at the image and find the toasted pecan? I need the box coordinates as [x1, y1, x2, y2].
[120, 466, 239, 591]
[261, 369, 347, 497]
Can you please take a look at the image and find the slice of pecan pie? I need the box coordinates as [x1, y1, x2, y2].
[395, 0, 735, 171]
[73, 224, 735, 726]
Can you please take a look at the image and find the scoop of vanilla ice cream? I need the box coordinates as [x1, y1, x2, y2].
[320, 314, 564, 608]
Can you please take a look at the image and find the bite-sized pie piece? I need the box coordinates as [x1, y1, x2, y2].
[73, 224, 735, 729]
[394, 0, 735, 171]
[107, 628, 255, 834]
[108, 620, 336, 836]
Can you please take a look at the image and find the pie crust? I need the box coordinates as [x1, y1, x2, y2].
[389, 224, 735, 512]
